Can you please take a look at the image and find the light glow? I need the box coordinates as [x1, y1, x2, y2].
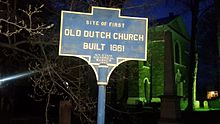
[207, 91, 218, 99]
[0, 71, 36, 86]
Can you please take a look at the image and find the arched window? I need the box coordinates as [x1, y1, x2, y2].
[175, 42, 181, 64]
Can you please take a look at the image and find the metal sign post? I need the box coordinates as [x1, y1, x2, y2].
[59, 6, 148, 124]
[97, 65, 108, 124]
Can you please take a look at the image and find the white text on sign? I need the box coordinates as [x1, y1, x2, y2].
[86, 20, 125, 28]
[83, 42, 125, 52]
[64, 28, 144, 41]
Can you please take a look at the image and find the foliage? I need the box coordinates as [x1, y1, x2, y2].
[0, 0, 132, 123]
[0, 1, 96, 123]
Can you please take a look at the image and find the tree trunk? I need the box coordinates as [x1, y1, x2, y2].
[187, 0, 199, 111]
[59, 101, 72, 124]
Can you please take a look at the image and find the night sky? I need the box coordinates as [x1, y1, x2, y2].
[0, 0, 218, 99]
[0, 0, 219, 123]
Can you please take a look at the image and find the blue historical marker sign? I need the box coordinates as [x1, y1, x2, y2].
[59, 6, 148, 124]
[59, 6, 148, 83]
